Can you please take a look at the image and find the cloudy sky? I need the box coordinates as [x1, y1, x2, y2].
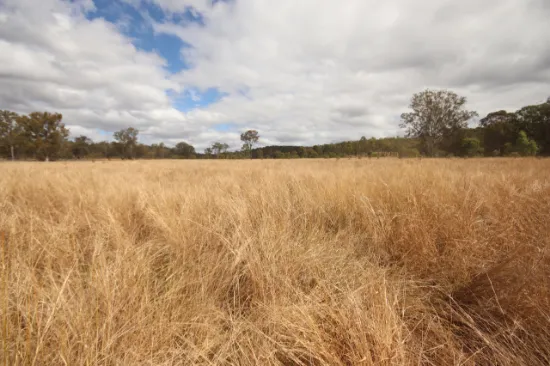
[1, 0, 549, 150]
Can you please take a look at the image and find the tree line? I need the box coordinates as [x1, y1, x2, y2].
[399, 90, 548, 157]
[1, 90, 549, 161]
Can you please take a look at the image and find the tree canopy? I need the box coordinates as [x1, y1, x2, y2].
[0, 110, 21, 161]
[17, 112, 69, 161]
[240, 130, 260, 157]
[2, 94, 550, 161]
[400, 89, 478, 156]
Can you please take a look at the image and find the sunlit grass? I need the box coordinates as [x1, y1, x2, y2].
[1, 158, 549, 365]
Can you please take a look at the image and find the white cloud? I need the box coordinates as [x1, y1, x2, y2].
[150, 0, 550, 146]
[0, 0, 200, 144]
[2, 0, 550, 151]
[65, 124, 108, 142]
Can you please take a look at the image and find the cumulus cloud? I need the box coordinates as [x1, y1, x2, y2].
[0, 0, 185, 141]
[150, 0, 550, 145]
[1, 0, 550, 150]
[150, 0, 550, 143]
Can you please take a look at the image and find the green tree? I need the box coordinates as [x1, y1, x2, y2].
[461, 137, 482, 157]
[134, 143, 149, 159]
[515, 102, 550, 154]
[314, 145, 323, 156]
[113, 127, 139, 159]
[479, 110, 517, 156]
[211, 142, 229, 158]
[0, 110, 22, 161]
[240, 130, 259, 158]
[90, 141, 112, 159]
[151, 142, 169, 159]
[174, 141, 196, 158]
[158, 142, 166, 159]
[18, 112, 69, 161]
[308, 149, 319, 158]
[515, 131, 538, 156]
[72, 135, 93, 159]
[150, 143, 159, 158]
[400, 89, 478, 156]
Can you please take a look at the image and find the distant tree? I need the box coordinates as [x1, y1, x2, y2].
[368, 137, 377, 153]
[515, 102, 550, 154]
[150, 143, 159, 158]
[461, 137, 482, 157]
[256, 150, 264, 159]
[134, 143, 149, 159]
[479, 110, 515, 128]
[149, 143, 169, 159]
[0, 110, 21, 160]
[90, 141, 112, 159]
[529, 140, 539, 156]
[158, 142, 166, 159]
[211, 142, 229, 158]
[340, 141, 352, 156]
[400, 89, 478, 156]
[308, 149, 319, 158]
[72, 135, 92, 159]
[113, 127, 138, 159]
[174, 141, 196, 158]
[479, 110, 517, 155]
[18, 112, 69, 161]
[240, 130, 259, 158]
[515, 131, 538, 156]
[314, 145, 323, 156]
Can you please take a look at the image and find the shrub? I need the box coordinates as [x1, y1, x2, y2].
[461, 137, 483, 157]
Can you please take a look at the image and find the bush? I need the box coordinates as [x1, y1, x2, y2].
[503, 131, 539, 157]
[461, 137, 483, 157]
[515, 131, 538, 156]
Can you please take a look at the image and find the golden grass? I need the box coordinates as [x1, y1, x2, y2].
[1, 158, 550, 365]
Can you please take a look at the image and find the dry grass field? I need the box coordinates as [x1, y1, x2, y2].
[1, 158, 550, 365]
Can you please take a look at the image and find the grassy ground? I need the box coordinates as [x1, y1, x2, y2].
[1, 158, 550, 365]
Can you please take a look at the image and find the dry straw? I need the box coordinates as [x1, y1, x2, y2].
[1, 158, 549, 365]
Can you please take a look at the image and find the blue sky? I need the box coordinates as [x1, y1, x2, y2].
[87, 0, 189, 75]
[86, 0, 225, 116]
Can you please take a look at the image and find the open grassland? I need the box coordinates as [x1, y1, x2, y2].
[1, 158, 550, 365]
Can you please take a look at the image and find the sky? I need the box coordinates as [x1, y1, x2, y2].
[1, 0, 549, 150]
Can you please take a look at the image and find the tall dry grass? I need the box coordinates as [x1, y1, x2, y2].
[1, 158, 550, 365]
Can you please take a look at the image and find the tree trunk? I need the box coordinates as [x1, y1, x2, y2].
[10, 145, 15, 161]
[423, 136, 435, 157]
[45, 155, 49, 162]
